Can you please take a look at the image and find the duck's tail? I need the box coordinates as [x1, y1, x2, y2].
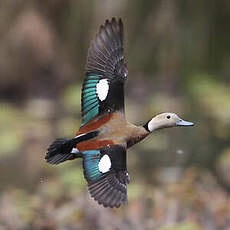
[45, 130, 99, 165]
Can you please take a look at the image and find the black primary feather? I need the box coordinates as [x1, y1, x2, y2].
[88, 170, 130, 208]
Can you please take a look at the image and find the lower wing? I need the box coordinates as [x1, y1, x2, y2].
[82, 144, 130, 208]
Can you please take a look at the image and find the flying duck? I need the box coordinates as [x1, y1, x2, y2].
[45, 18, 194, 208]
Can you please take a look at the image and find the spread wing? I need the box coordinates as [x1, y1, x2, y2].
[81, 18, 128, 127]
[82, 145, 130, 208]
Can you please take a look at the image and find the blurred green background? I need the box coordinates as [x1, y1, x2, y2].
[0, 0, 230, 229]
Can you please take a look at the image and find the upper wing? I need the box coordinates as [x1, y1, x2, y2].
[82, 145, 130, 208]
[81, 18, 128, 127]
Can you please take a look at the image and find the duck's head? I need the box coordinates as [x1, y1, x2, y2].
[145, 112, 194, 132]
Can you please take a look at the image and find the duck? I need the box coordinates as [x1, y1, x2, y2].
[45, 18, 194, 208]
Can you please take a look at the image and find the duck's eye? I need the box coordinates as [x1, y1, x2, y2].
[167, 115, 171, 119]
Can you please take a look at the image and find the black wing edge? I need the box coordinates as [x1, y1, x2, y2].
[88, 170, 130, 208]
[86, 17, 128, 80]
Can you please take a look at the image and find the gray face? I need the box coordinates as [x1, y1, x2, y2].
[148, 112, 194, 132]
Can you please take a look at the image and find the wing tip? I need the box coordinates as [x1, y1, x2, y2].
[99, 17, 124, 41]
[89, 183, 126, 208]
[87, 170, 129, 208]
[104, 17, 123, 32]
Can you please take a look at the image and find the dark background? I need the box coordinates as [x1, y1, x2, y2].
[0, 0, 230, 229]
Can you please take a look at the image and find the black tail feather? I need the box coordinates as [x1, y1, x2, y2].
[45, 138, 80, 165]
[45, 130, 99, 165]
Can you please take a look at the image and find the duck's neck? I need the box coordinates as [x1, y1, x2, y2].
[143, 118, 164, 132]
[126, 124, 150, 148]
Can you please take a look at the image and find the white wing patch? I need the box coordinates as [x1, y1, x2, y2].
[96, 79, 109, 101]
[71, 148, 79, 154]
[98, 154, 111, 173]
